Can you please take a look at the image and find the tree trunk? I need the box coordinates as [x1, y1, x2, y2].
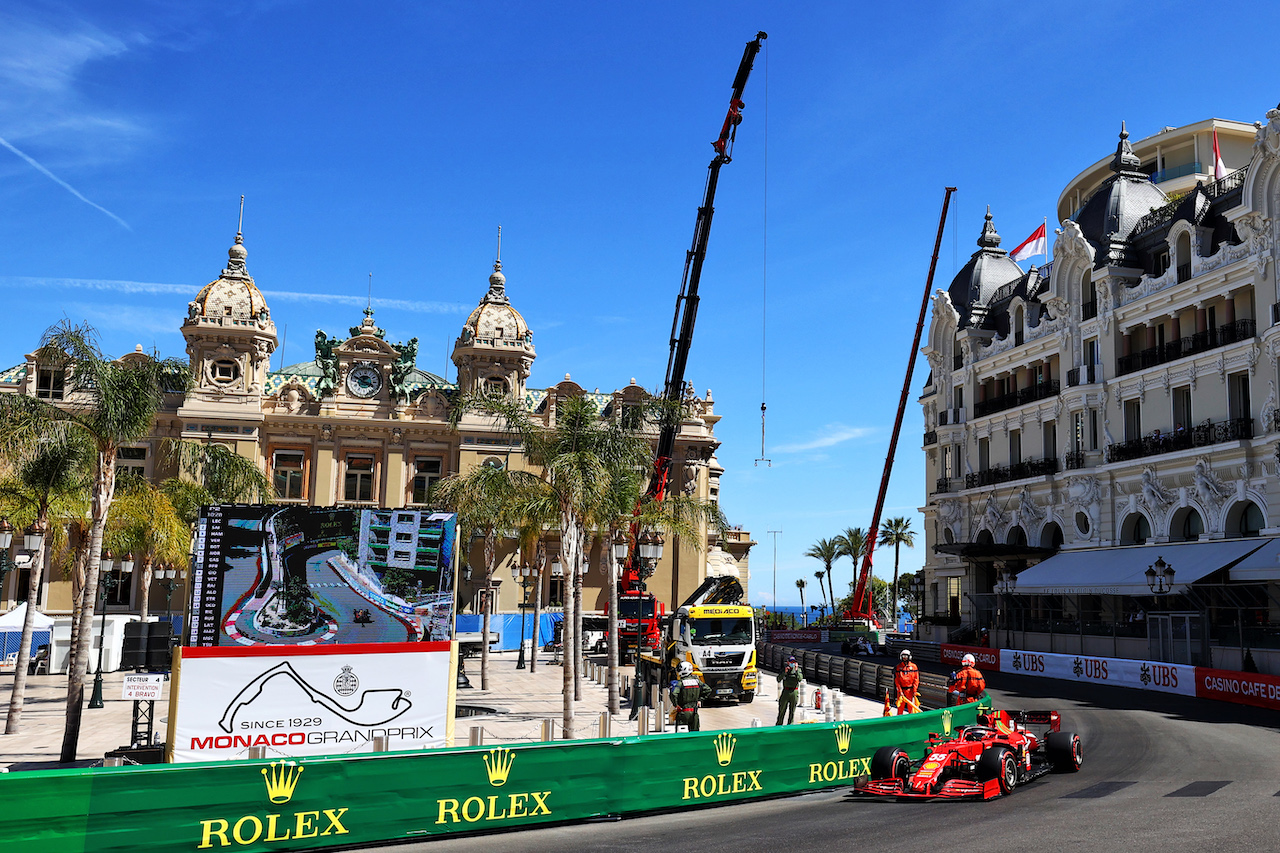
[6, 518, 47, 734]
[827, 563, 837, 619]
[891, 543, 901, 631]
[61, 450, 116, 763]
[573, 546, 583, 703]
[138, 554, 152, 621]
[606, 541, 620, 716]
[559, 507, 579, 740]
[529, 549, 543, 675]
[480, 531, 496, 692]
[66, 537, 89, 677]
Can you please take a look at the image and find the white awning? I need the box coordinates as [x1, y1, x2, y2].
[1012, 539, 1276, 596]
[1228, 539, 1280, 582]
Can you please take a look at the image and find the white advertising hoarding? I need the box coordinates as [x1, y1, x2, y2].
[168, 641, 455, 763]
[1000, 648, 1195, 696]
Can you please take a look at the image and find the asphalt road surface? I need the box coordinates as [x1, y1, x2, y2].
[348, 667, 1280, 853]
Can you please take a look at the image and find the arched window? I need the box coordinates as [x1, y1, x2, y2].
[1225, 500, 1264, 538]
[484, 376, 508, 397]
[1040, 522, 1063, 549]
[1169, 507, 1204, 542]
[1175, 232, 1192, 282]
[1006, 526, 1027, 547]
[1081, 269, 1097, 320]
[1014, 307, 1025, 345]
[1120, 513, 1150, 545]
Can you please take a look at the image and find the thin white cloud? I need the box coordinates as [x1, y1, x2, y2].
[65, 302, 180, 337]
[0, 276, 471, 315]
[0, 135, 131, 229]
[772, 424, 873, 454]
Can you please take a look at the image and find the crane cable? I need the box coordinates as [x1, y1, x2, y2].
[756, 40, 771, 467]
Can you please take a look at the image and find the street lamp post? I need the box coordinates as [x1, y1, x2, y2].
[511, 563, 533, 669]
[995, 570, 1017, 649]
[88, 552, 134, 710]
[156, 565, 181, 626]
[0, 519, 14, 594]
[629, 531, 663, 719]
[1145, 556, 1175, 596]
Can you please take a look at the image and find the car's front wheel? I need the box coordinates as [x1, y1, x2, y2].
[870, 746, 911, 781]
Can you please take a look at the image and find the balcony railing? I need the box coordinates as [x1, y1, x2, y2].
[974, 380, 1060, 418]
[1273, 302, 1280, 325]
[1066, 365, 1098, 387]
[964, 456, 1059, 489]
[1116, 319, 1256, 376]
[935, 477, 954, 494]
[923, 431, 938, 446]
[1105, 418, 1254, 463]
[953, 354, 964, 370]
[1151, 161, 1202, 184]
[1064, 450, 1086, 470]
[1176, 263, 1192, 283]
[1081, 300, 1097, 320]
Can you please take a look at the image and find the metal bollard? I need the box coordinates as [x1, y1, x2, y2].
[652, 685, 666, 732]
[825, 699, 835, 723]
[750, 718, 761, 728]
[247, 746, 266, 760]
[373, 735, 389, 752]
[638, 707, 649, 737]
[599, 712, 610, 738]
[103, 756, 125, 767]
[469, 726, 483, 746]
[542, 719, 553, 742]
[834, 692, 844, 720]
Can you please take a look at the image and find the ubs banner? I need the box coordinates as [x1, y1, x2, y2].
[168, 642, 454, 763]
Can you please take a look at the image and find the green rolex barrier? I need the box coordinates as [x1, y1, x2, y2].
[0, 703, 980, 852]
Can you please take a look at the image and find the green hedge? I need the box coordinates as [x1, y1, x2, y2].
[1, 703, 979, 852]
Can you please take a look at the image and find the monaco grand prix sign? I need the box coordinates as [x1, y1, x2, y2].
[168, 642, 453, 762]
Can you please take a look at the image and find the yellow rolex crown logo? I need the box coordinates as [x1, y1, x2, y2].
[713, 733, 737, 767]
[834, 723, 852, 755]
[261, 760, 303, 804]
[483, 748, 515, 787]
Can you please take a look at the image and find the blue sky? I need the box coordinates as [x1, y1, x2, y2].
[4, 1, 1280, 608]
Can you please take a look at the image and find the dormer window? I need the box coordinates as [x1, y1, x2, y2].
[36, 367, 66, 401]
[485, 377, 508, 397]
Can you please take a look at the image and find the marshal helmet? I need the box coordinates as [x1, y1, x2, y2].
[678, 661, 694, 677]
[900, 649, 912, 661]
[962, 653, 976, 666]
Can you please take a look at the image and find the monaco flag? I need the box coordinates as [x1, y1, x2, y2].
[1010, 222, 1046, 262]
[1213, 128, 1227, 180]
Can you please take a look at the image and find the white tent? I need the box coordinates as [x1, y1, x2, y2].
[0, 603, 55, 631]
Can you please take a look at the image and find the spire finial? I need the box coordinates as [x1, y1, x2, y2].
[236, 194, 245, 245]
[494, 225, 502, 273]
[977, 205, 1001, 249]
[1111, 120, 1140, 172]
[366, 272, 373, 315]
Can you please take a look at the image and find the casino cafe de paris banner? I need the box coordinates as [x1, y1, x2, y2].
[168, 642, 456, 763]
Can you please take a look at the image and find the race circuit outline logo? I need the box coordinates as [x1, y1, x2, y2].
[714, 732, 737, 766]
[834, 723, 852, 755]
[218, 661, 412, 733]
[262, 760, 303, 804]
[483, 748, 515, 787]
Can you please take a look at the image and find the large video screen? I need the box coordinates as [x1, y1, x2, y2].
[188, 505, 457, 647]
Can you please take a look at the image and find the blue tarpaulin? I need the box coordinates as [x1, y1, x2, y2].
[455, 613, 563, 651]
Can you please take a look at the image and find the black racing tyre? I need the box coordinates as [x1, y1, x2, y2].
[870, 746, 911, 781]
[976, 746, 1017, 794]
[1045, 731, 1083, 772]
[740, 691, 755, 704]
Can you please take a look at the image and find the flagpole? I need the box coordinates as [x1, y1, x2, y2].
[1043, 216, 1048, 264]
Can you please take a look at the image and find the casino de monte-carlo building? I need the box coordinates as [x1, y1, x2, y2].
[0, 234, 753, 625]
[918, 103, 1280, 674]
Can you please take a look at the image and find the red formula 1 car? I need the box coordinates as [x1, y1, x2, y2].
[854, 709, 1083, 800]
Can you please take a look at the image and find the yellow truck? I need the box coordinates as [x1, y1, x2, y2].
[637, 577, 759, 704]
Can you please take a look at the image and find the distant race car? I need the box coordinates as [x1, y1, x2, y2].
[854, 709, 1082, 800]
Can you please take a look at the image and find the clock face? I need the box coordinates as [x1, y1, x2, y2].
[346, 365, 382, 399]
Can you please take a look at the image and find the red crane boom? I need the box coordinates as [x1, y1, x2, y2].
[850, 187, 956, 619]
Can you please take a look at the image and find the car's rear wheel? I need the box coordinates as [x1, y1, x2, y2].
[976, 746, 1017, 794]
[739, 691, 754, 704]
[870, 746, 911, 780]
[1045, 731, 1083, 771]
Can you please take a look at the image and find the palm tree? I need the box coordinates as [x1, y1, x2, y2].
[878, 517, 916, 627]
[795, 578, 807, 622]
[104, 475, 191, 621]
[812, 571, 828, 617]
[455, 392, 652, 738]
[835, 526, 871, 617]
[803, 537, 839, 620]
[0, 321, 190, 762]
[432, 461, 526, 691]
[0, 433, 92, 734]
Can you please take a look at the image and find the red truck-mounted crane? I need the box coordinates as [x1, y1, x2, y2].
[614, 31, 767, 661]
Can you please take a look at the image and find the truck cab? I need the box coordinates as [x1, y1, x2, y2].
[669, 603, 758, 703]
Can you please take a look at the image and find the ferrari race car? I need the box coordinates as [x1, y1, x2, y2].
[854, 709, 1083, 800]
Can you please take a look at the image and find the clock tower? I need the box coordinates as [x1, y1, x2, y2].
[451, 256, 535, 399]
